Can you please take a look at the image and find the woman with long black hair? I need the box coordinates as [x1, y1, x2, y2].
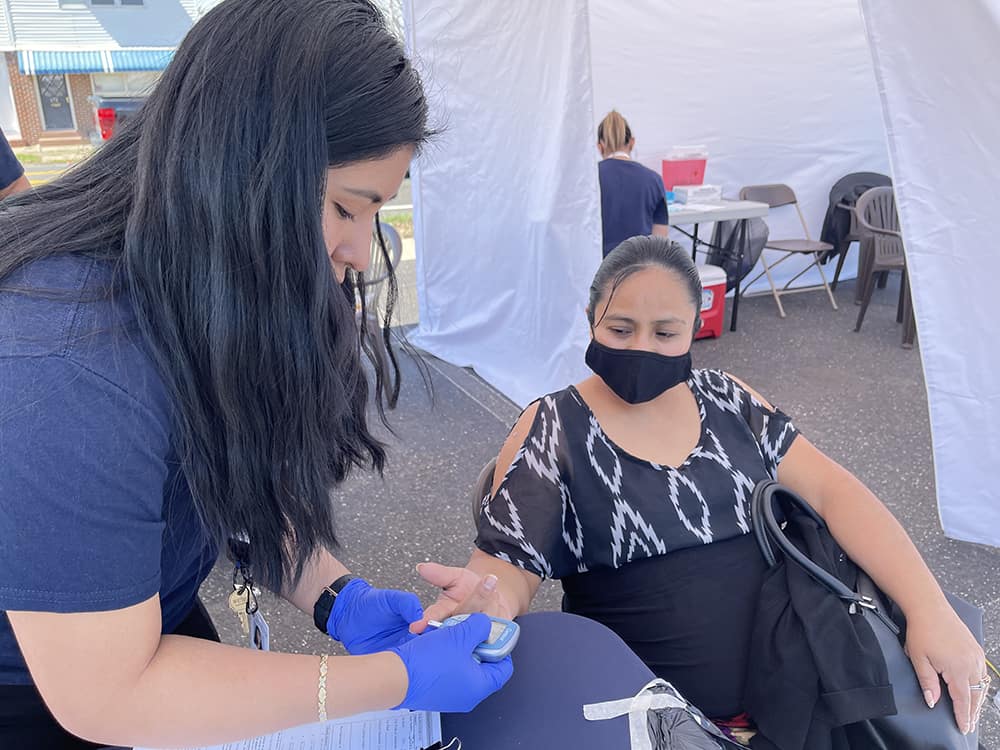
[0, 1, 511, 747]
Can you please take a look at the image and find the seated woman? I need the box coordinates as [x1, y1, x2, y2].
[417, 236, 986, 739]
[596, 110, 669, 257]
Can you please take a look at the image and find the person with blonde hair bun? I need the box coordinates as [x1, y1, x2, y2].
[596, 110, 669, 256]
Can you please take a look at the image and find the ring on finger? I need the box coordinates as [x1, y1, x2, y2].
[969, 674, 992, 691]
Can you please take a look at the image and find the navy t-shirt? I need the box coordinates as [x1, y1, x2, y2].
[0, 130, 25, 191]
[0, 254, 217, 685]
[598, 158, 669, 256]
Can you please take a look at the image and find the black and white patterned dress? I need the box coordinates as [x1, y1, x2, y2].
[475, 369, 799, 718]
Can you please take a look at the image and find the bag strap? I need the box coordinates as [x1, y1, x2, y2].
[751, 479, 900, 635]
[750, 479, 778, 566]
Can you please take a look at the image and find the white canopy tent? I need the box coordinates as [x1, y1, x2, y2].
[404, 1, 601, 409]
[858, 0, 1000, 547]
[402, 0, 1000, 547]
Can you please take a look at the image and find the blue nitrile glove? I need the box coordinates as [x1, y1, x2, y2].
[389, 612, 514, 713]
[326, 578, 423, 654]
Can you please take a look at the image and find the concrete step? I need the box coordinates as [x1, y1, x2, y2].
[37, 131, 88, 147]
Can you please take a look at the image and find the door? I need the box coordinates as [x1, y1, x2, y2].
[37, 74, 75, 131]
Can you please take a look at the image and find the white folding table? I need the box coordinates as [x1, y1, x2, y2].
[668, 200, 770, 331]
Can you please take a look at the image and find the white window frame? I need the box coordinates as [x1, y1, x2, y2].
[90, 72, 161, 98]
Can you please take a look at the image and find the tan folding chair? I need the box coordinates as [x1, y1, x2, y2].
[739, 184, 839, 318]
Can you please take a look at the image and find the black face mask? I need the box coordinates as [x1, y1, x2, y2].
[585, 339, 692, 404]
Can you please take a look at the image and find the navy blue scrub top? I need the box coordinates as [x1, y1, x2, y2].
[0, 254, 217, 685]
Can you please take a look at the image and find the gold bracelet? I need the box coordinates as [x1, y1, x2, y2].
[318, 654, 329, 722]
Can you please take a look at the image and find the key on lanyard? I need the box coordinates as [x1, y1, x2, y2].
[227, 546, 269, 650]
[228, 584, 251, 634]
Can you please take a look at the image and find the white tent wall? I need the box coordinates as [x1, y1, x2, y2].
[587, 0, 890, 294]
[859, 0, 1000, 548]
[404, 0, 601, 407]
[403, 0, 997, 547]
[403, 0, 892, 410]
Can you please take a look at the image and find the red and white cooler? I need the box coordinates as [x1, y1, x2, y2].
[695, 264, 727, 340]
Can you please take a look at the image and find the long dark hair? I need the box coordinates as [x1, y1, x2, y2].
[0, 0, 430, 589]
[588, 236, 703, 334]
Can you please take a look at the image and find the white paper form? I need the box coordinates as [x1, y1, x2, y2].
[139, 710, 441, 750]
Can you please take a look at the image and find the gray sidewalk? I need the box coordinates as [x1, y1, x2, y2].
[201, 273, 999, 745]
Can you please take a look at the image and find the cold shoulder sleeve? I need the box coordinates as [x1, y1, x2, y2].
[729, 375, 799, 477]
[474, 395, 583, 580]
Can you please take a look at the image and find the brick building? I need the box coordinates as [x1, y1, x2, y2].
[0, 0, 208, 147]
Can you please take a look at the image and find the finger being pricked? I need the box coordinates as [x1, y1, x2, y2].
[410, 601, 456, 635]
[409, 571, 502, 634]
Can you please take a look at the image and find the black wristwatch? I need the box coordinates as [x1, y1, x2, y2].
[313, 574, 362, 633]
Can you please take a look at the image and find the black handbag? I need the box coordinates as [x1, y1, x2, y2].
[750, 479, 983, 750]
